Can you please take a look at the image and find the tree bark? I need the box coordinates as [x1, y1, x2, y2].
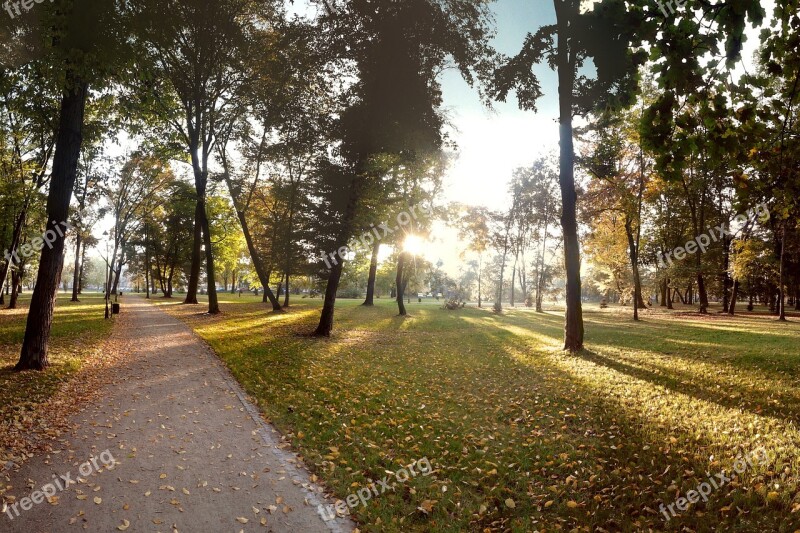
[78, 239, 87, 294]
[396, 252, 408, 316]
[556, 7, 583, 350]
[184, 203, 202, 304]
[198, 199, 220, 314]
[71, 232, 82, 302]
[16, 75, 88, 371]
[363, 240, 380, 306]
[221, 167, 282, 311]
[728, 279, 739, 315]
[778, 225, 786, 321]
[8, 269, 21, 309]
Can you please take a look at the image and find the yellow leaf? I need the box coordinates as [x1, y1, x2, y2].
[117, 519, 130, 531]
[236, 517, 249, 524]
[505, 498, 516, 509]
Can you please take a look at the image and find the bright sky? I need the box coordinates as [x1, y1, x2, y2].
[98, 0, 774, 280]
[440, 0, 559, 212]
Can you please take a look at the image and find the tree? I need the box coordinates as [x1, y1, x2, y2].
[458, 205, 491, 308]
[130, 0, 273, 313]
[311, 0, 493, 336]
[16, 0, 128, 370]
[492, 0, 644, 349]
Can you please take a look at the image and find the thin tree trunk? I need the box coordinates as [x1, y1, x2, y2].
[477, 255, 482, 308]
[184, 203, 202, 304]
[778, 226, 786, 321]
[78, 239, 87, 294]
[363, 240, 380, 306]
[16, 74, 88, 371]
[221, 168, 282, 311]
[729, 279, 739, 315]
[396, 252, 408, 316]
[198, 200, 220, 314]
[8, 269, 20, 309]
[1, 207, 28, 307]
[71, 232, 82, 302]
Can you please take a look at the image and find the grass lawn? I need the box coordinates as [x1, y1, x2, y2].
[154, 293, 800, 532]
[0, 292, 114, 464]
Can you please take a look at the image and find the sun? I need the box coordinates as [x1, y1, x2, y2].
[403, 234, 426, 256]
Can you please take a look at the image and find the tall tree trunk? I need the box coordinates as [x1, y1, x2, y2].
[283, 272, 290, 307]
[363, 240, 380, 306]
[510, 256, 517, 307]
[536, 228, 547, 313]
[71, 232, 82, 302]
[8, 269, 21, 309]
[556, 12, 583, 350]
[314, 177, 361, 336]
[315, 260, 344, 336]
[78, 239, 87, 294]
[1, 205, 30, 307]
[16, 75, 88, 371]
[198, 200, 220, 314]
[477, 255, 482, 308]
[396, 252, 408, 316]
[722, 230, 731, 313]
[729, 279, 739, 315]
[625, 218, 644, 320]
[778, 226, 786, 321]
[222, 171, 281, 311]
[184, 203, 202, 304]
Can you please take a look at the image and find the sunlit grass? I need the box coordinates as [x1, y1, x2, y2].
[157, 295, 800, 532]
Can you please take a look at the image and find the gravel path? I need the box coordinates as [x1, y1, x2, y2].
[2, 295, 353, 533]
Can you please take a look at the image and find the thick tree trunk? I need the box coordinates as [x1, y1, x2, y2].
[16, 75, 88, 371]
[363, 240, 380, 306]
[283, 272, 290, 307]
[314, 177, 361, 336]
[556, 50, 583, 349]
[315, 261, 344, 336]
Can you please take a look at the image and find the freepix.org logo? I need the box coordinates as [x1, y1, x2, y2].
[4, 0, 54, 19]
